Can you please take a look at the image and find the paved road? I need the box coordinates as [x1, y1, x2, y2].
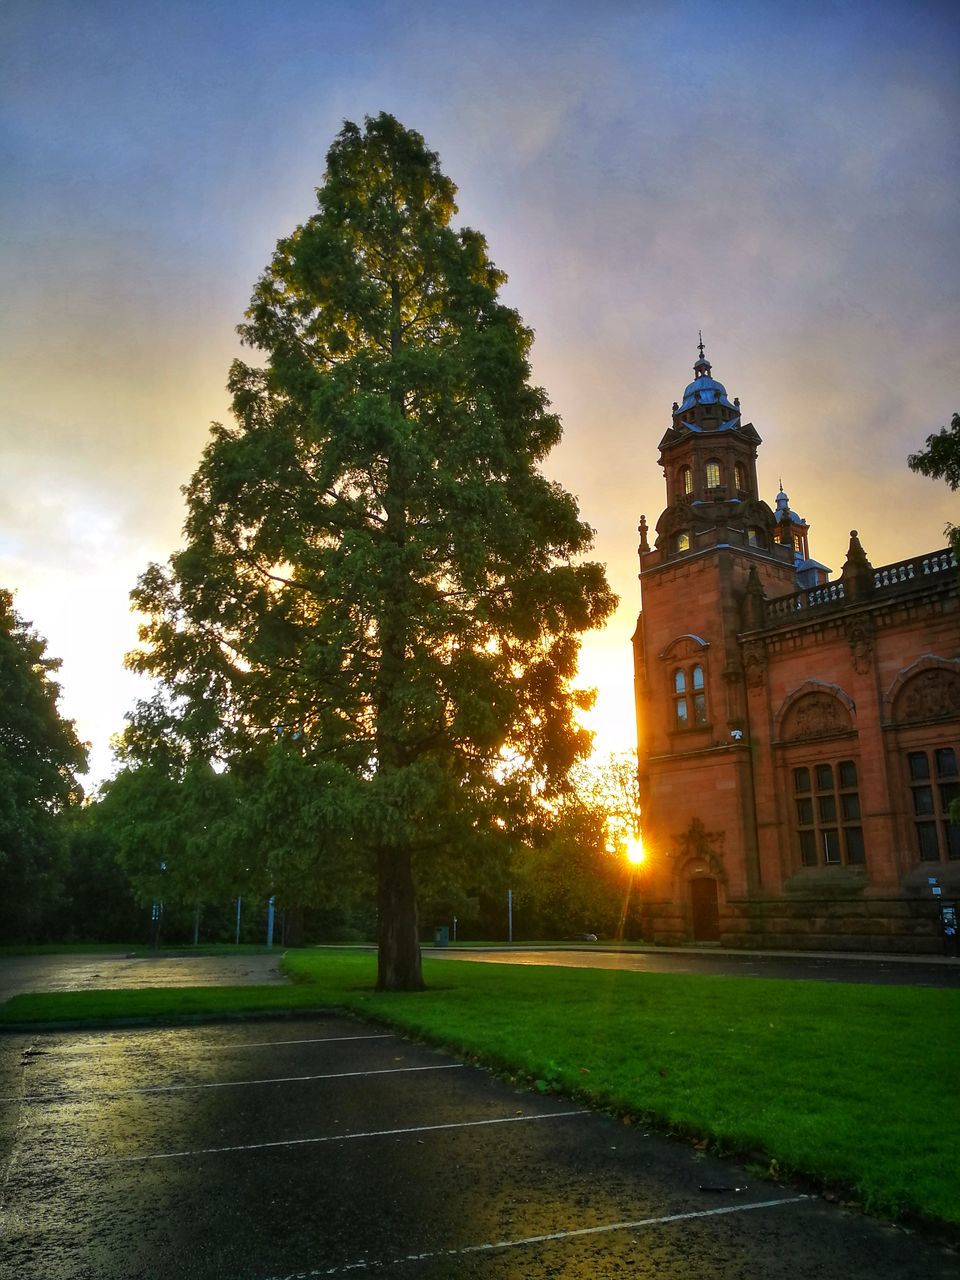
[1, 1016, 954, 1279]
[432, 946, 960, 987]
[0, 952, 287, 1004]
[4, 946, 958, 1007]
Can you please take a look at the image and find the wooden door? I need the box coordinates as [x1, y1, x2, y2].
[690, 877, 720, 942]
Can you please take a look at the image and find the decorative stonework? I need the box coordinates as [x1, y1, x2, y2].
[659, 633, 710, 662]
[844, 615, 875, 675]
[782, 692, 853, 741]
[894, 669, 960, 724]
[670, 817, 727, 882]
[741, 640, 767, 689]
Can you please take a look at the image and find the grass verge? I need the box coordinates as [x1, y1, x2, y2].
[1, 948, 956, 1229]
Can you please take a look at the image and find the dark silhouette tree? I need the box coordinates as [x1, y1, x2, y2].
[908, 411, 960, 493]
[127, 114, 615, 989]
[0, 590, 87, 940]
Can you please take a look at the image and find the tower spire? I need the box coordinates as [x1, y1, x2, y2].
[697, 330, 705, 360]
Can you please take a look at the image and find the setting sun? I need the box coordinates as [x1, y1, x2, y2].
[624, 834, 645, 865]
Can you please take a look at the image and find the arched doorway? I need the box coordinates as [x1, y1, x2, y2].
[690, 877, 720, 942]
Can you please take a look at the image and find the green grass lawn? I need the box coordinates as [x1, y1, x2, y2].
[1, 947, 956, 1229]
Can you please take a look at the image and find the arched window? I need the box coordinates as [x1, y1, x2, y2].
[705, 459, 721, 490]
[680, 465, 693, 496]
[673, 664, 708, 729]
[674, 670, 687, 728]
[692, 664, 707, 726]
[676, 531, 691, 552]
[734, 463, 746, 494]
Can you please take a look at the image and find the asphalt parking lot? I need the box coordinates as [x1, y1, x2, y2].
[1, 1016, 955, 1279]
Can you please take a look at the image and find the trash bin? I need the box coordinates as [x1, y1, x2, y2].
[433, 925, 450, 947]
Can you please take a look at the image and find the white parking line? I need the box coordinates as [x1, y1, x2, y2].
[25, 1034, 396, 1058]
[9, 1063, 463, 1104]
[99, 1109, 591, 1163]
[191, 1034, 397, 1051]
[265, 1198, 809, 1277]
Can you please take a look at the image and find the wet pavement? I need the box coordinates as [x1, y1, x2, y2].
[0, 953, 287, 1004]
[434, 947, 960, 988]
[0, 1016, 955, 1279]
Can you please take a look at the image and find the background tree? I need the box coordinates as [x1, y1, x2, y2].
[0, 589, 88, 941]
[908, 411, 960, 559]
[513, 753, 643, 939]
[127, 114, 615, 989]
[908, 413, 960, 824]
[908, 412, 960, 493]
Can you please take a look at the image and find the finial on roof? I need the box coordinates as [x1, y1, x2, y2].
[697, 330, 705, 360]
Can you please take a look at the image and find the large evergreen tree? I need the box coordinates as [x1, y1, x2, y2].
[0, 590, 87, 939]
[128, 114, 615, 989]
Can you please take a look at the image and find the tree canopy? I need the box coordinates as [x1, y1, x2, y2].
[908, 411, 960, 493]
[908, 410, 960, 562]
[0, 589, 88, 939]
[126, 114, 616, 988]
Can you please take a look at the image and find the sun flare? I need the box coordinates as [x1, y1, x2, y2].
[624, 834, 645, 865]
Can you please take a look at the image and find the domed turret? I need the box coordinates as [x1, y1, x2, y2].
[674, 335, 739, 422]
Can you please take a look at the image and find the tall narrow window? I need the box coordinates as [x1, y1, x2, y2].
[734, 463, 746, 494]
[692, 664, 707, 726]
[793, 760, 864, 866]
[907, 748, 960, 861]
[680, 466, 693, 496]
[705, 460, 721, 490]
[674, 670, 688, 728]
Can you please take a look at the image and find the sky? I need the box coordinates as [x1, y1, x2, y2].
[3, 0, 958, 787]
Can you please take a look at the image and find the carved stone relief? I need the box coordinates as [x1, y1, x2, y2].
[843, 616, 875, 675]
[670, 817, 727, 882]
[741, 640, 767, 689]
[782, 693, 852, 741]
[895, 670, 960, 724]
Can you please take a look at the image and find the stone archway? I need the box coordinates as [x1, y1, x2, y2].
[689, 877, 720, 941]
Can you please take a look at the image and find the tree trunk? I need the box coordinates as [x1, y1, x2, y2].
[373, 273, 423, 993]
[376, 846, 424, 991]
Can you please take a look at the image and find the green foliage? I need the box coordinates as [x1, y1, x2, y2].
[908, 411, 960, 492]
[908, 410, 960, 563]
[123, 114, 615, 986]
[512, 753, 643, 938]
[0, 590, 88, 940]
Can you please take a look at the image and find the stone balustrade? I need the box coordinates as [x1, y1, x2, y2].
[761, 546, 956, 625]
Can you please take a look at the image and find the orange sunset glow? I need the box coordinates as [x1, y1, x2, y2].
[3, 3, 957, 787]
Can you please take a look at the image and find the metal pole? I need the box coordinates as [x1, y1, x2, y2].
[266, 896, 275, 948]
[452, 916, 457, 943]
[507, 889, 513, 943]
[235, 896, 242, 945]
[192, 903, 200, 946]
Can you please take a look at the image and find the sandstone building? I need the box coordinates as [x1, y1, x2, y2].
[632, 343, 959, 952]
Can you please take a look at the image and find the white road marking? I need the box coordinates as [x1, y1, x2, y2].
[99, 1109, 592, 1163]
[266, 1198, 809, 1277]
[9, 1063, 463, 1104]
[192, 1034, 397, 1051]
[25, 1034, 396, 1058]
